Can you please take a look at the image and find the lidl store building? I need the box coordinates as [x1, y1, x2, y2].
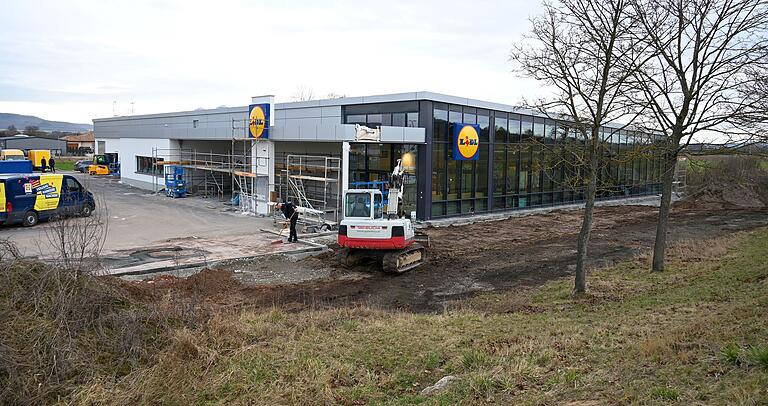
[93, 92, 664, 221]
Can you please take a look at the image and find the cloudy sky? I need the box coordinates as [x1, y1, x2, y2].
[0, 0, 545, 124]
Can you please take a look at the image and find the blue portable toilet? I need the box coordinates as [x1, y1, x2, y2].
[164, 166, 186, 198]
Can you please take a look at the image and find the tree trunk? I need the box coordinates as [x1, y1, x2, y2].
[652, 152, 678, 273]
[574, 150, 598, 295]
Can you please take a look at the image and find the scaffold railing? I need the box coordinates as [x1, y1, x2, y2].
[150, 140, 271, 215]
[285, 154, 342, 223]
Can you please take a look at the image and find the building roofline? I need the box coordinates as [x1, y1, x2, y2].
[92, 91, 537, 123]
[90, 91, 640, 131]
[93, 105, 249, 123]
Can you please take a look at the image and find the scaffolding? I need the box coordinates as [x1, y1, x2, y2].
[149, 119, 270, 215]
[148, 120, 344, 220]
[284, 155, 342, 224]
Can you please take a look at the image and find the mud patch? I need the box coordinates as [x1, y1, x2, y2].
[224, 256, 333, 285]
[126, 206, 768, 313]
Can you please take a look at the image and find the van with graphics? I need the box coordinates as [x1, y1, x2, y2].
[0, 174, 95, 227]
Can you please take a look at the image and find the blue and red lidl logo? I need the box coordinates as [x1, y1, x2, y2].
[452, 123, 480, 161]
[248, 104, 270, 139]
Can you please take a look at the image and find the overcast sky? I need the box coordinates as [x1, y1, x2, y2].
[0, 0, 546, 124]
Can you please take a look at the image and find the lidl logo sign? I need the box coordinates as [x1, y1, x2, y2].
[248, 103, 270, 139]
[452, 123, 480, 161]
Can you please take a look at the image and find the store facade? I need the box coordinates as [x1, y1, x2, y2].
[95, 92, 664, 221]
[340, 97, 664, 220]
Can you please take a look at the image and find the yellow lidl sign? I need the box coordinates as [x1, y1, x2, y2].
[248, 104, 270, 139]
[452, 123, 480, 160]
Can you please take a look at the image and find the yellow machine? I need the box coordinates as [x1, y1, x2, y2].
[88, 164, 110, 175]
[27, 150, 51, 169]
[0, 149, 25, 161]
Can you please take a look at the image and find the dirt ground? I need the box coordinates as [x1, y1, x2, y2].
[128, 204, 768, 313]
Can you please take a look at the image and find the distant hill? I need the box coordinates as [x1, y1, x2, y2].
[0, 113, 92, 133]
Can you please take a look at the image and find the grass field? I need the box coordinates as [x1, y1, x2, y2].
[66, 228, 768, 405]
[55, 160, 76, 171]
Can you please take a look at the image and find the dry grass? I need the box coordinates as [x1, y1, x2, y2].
[67, 229, 768, 405]
[2, 228, 768, 404]
[0, 255, 210, 404]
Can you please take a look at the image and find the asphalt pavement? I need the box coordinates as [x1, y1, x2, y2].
[1, 172, 274, 258]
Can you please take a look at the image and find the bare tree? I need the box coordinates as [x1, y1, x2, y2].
[736, 66, 768, 141]
[291, 86, 315, 102]
[0, 238, 22, 262]
[512, 0, 647, 294]
[631, 0, 768, 272]
[23, 125, 40, 136]
[41, 188, 109, 276]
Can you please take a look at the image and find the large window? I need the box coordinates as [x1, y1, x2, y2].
[346, 112, 418, 128]
[136, 156, 162, 175]
[430, 105, 663, 218]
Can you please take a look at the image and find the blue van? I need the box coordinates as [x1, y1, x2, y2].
[0, 174, 96, 227]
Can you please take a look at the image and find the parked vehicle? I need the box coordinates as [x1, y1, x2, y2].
[74, 160, 94, 173]
[0, 149, 26, 161]
[27, 150, 51, 170]
[88, 154, 120, 176]
[0, 174, 95, 227]
[88, 164, 110, 175]
[0, 160, 33, 174]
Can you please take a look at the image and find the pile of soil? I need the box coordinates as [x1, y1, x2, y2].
[131, 268, 241, 300]
[676, 182, 767, 210]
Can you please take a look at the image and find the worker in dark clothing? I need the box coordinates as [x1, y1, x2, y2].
[276, 201, 299, 242]
[40, 157, 47, 173]
[48, 157, 56, 173]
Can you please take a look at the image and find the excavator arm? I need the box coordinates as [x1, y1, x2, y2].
[387, 159, 404, 218]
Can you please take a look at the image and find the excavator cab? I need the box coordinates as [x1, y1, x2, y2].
[344, 190, 383, 219]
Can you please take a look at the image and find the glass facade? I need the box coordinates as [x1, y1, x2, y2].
[429, 104, 664, 218]
[343, 99, 664, 220]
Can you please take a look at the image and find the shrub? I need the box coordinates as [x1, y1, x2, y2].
[720, 343, 742, 366]
[747, 346, 768, 370]
[650, 386, 680, 401]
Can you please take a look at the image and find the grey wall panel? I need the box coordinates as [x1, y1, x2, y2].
[299, 124, 318, 141]
[285, 118, 322, 128]
[403, 127, 426, 143]
[379, 126, 404, 143]
[284, 107, 323, 119]
[321, 117, 341, 126]
[321, 106, 341, 117]
[341, 125, 357, 141]
[316, 124, 337, 141]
